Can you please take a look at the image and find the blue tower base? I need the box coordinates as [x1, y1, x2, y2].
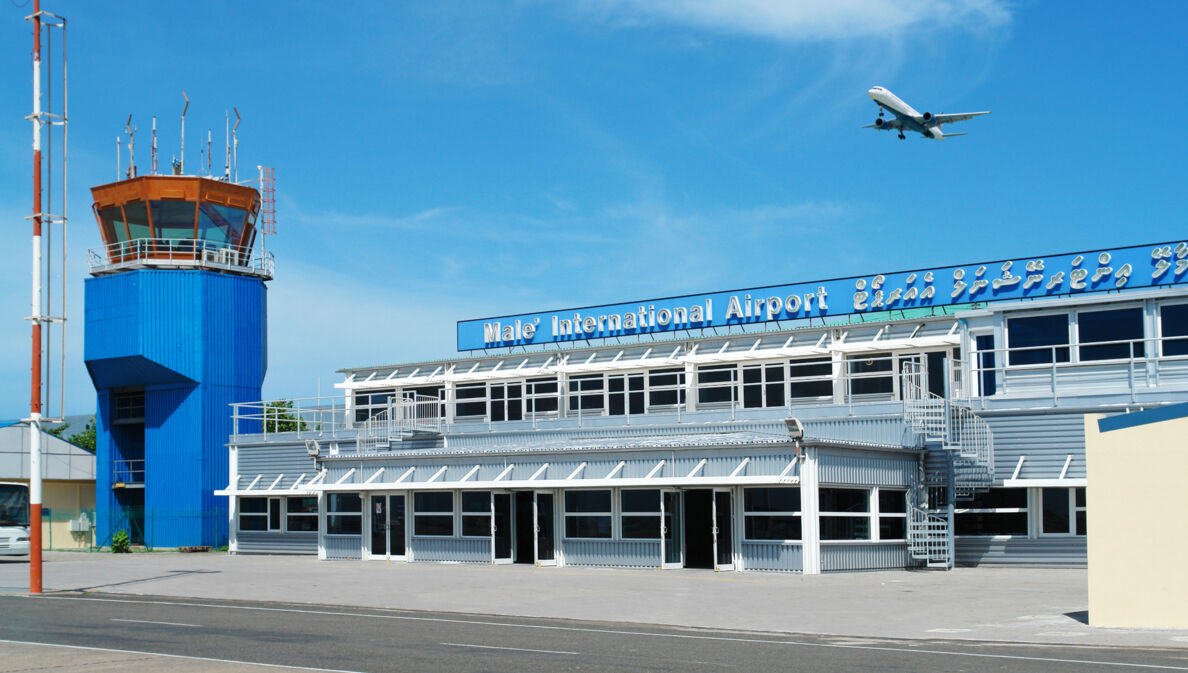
[85, 269, 267, 548]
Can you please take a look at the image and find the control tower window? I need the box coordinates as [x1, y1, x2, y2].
[150, 200, 199, 241]
[123, 201, 151, 241]
[198, 203, 248, 247]
[98, 206, 128, 244]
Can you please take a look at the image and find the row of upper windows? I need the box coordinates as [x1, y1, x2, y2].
[1000, 303, 1187, 365]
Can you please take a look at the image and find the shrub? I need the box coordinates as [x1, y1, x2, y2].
[111, 530, 131, 553]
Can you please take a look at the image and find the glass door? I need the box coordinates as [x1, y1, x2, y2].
[369, 495, 387, 560]
[389, 494, 406, 557]
[493, 493, 513, 564]
[534, 491, 556, 566]
[713, 490, 734, 571]
[661, 490, 683, 568]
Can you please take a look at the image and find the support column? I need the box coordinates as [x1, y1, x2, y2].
[801, 447, 821, 574]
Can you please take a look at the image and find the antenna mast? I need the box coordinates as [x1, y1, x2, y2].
[151, 115, 157, 174]
[232, 107, 240, 183]
[206, 129, 212, 177]
[178, 91, 188, 174]
[124, 114, 135, 178]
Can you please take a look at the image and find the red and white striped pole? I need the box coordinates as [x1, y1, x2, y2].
[29, 0, 44, 595]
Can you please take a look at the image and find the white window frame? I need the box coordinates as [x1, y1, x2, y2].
[460, 491, 493, 538]
[525, 376, 561, 420]
[619, 488, 662, 540]
[818, 487, 872, 542]
[695, 364, 738, 408]
[413, 491, 457, 537]
[606, 371, 646, 417]
[786, 356, 833, 404]
[454, 383, 489, 422]
[740, 360, 787, 409]
[567, 374, 607, 417]
[238, 496, 273, 533]
[488, 382, 524, 423]
[646, 368, 686, 411]
[563, 489, 613, 540]
[1038, 486, 1085, 538]
[742, 486, 802, 543]
[1073, 303, 1147, 364]
[1004, 310, 1073, 369]
[285, 495, 318, 533]
[1157, 301, 1188, 358]
[325, 492, 363, 537]
[954, 488, 1030, 538]
[873, 487, 907, 542]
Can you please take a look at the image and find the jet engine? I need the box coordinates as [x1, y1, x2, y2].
[874, 117, 886, 128]
[922, 112, 934, 122]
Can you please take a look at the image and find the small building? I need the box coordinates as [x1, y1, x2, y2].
[221, 239, 1188, 572]
[1085, 403, 1188, 628]
[0, 421, 96, 549]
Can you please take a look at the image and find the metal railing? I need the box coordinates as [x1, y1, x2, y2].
[231, 396, 350, 441]
[88, 238, 274, 279]
[963, 334, 1188, 407]
[357, 395, 443, 452]
[112, 459, 144, 484]
[907, 504, 951, 567]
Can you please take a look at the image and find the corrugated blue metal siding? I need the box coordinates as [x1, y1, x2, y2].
[87, 270, 267, 548]
[236, 531, 317, 554]
[741, 542, 802, 572]
[411, 537, 490, 563]
[564, 539, 661, 568]
[984, 412, 1086, 480]
[820, 543, 911, 571]
[956, 536, 1086, 566]
[325, 535, 362, 560]
[817, 451, 917, 486]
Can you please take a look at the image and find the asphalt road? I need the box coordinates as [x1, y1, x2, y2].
[2, 594, 1187, 673]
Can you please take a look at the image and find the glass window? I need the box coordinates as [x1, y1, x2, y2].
[268, 498, 282, 531]
[564, 490, 611, 538]
[414, 491, 454, 536]
[608, 373, 645, 416]
[123, 201, 151, 240]
[819, 488, 870, 541]
[353, 388, 394, 423]
[1078, 308, 1145, 361]
[697, 365, 737, 405]
[286, 497, 318, 532]
[1041, 487, 1071, 535]
[877, 489, 907, 541]
[955, 488, 1028, 536]
[742, 363, 785, 408]
[620, 489, 661, 539]
[847, 355, 893, 396]
[526, 377, 560, 416]
[1075, 487, 1087, 536]
[461, 491, 491, 537]
[150, 200, 197, 241]
[197, 202, 247, 246]
[975, 334, 997, 396]
[788, 358, 833, 400]
[1161, 304, 1188, 356]
[1007, 314, 1070, 365]
[568, 375, 605, 413]
[239, 497, 267, 532]
[647, 369, 686, 408]
[98, 206, 128, 244]
[743, 487, 801, 541]
[489, 383, 523, 422]
[455, 383, 487, 419]
[326, 493, 362, 535]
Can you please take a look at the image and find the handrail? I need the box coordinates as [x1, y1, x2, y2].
[88, 238, 274, 279]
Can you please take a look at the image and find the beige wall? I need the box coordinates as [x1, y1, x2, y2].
[1085, 413, 1188, 629]
[11, 478, 95, 550]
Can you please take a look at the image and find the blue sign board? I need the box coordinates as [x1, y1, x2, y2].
[457, 240, 1188, 351]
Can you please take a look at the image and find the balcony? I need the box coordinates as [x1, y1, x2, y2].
[89, 239, 273, 280]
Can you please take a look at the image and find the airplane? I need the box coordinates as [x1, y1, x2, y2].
[864, 86, 989, 140]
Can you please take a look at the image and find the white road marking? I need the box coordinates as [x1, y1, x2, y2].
[0, 638, 369, 673]
[442, 642, 577, 655]
[34, 596, 1188, 672]
[112, 618, 202, 628]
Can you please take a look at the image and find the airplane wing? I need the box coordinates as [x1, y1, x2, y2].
[931, 111, 990, 125]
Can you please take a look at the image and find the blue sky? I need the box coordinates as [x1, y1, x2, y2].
[1, 1, 1185, 417]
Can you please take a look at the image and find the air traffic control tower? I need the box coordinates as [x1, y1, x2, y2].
[84, 173, 272, 548]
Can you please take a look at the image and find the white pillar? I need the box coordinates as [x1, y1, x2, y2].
[800, 447, 821, 574]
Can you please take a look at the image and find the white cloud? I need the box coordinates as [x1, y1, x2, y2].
[564, 0, 1010, 41]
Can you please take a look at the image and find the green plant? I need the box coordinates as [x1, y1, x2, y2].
[111, 530, 131, 553]
[68, 417, 97, 452]
[265, 400, 308, 433]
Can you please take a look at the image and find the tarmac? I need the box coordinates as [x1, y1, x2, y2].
[2, 551, 1187, 650]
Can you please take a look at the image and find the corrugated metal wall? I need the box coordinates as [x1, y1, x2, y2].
[411, 537, 490, 563]
[817, 450, 917, 486]
[983, 412, 1087, 480]
[564, 539, 661, 568]
[741, 542, 802, 572]
[237, 531, 317, 554]
[956, 536, 1086, 566]
[820, 543, 911, 571]
[324, 535, 362, 560]
[87, 270, 267, 548]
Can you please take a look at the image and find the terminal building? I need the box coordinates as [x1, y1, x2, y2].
[220, 240, 1187, 572]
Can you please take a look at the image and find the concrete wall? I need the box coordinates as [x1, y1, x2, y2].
[1085, 412, 1188, 629]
